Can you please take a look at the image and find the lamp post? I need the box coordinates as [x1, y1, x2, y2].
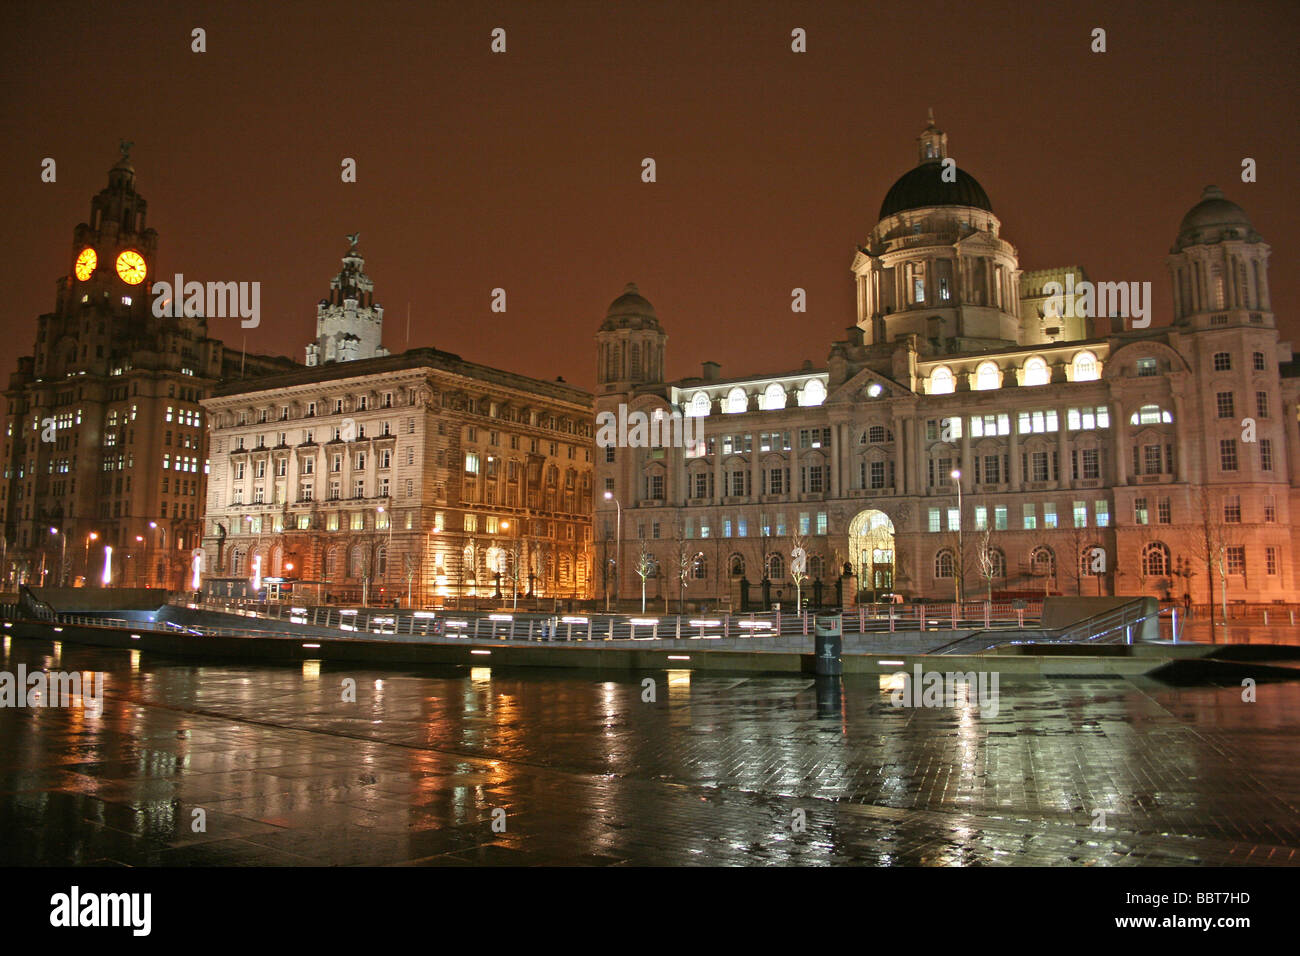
[49, 527, 67, 588]
[376, 505, 393, 605]
[951, 469, 963, 604]
[84, 531, 99, 585]
[148, 521, 157, 588]
[603, 491, 621, 613]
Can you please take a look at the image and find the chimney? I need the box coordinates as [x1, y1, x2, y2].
[702, 361, 721, 382]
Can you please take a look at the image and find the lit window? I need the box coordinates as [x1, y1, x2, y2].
[1023, 357, 1049, 386]
[762, 382, 787, 410]
[798, 379, 826, 407]
[1072, 351, 1099, 381]
[929, 366, 955, 395]
[974, 361, 1000, 391]
[726, 387, 748, 414]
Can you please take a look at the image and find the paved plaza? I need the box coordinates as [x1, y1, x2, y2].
[2, 635, 1298, 866]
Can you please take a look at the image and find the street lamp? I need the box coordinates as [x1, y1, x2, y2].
[951, 469, 963, 604]
[603, 491, 621, 612]
[84, 531, 99, 584]
[376, 505, 393, 605]
[49, 527, 66, 588]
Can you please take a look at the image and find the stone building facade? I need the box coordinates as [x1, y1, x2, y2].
[202, 248, 596, 606]
[1, 147, 297, 590]
[595, 120, 1297, 609]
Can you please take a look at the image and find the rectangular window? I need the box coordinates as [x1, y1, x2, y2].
[1043, 503, 1057, 529]
[1264, 495, 1276, 523]
[1219, 439, 1238, 472]
[994, 506, 1007, 531]
[974, 506, 988, 531]
[464, 513, 478, 532]
[799, 512, 810, 535]
[1256, 391, 1270, 418]
[1143, 444, 1162, 474]
[1094, 500, 1109, 527]
[1136, 357, 1158, 377]
[465, 452, 479, 474]
[870, 460, 886, 489]
[1081, 448, 1099, 480]
[947, 508, 960, 531]
[928, 508, 941, 533]
[1261, 438, 1274, 472]
[1031, 452, 1050, 482]
[1223, 495, 1241, 523]
[648, 474, 665, 499]
[1073, 501, 1087, 527]
[1253, 352, 1267, 371]
[1226, 546, 1245, 576]
[1266, 547, 1278, 576]
[1022, 503, 1036, 530]
[1216, 392, 1234, 418]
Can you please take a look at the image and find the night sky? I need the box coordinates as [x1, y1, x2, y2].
[3, 0, 1297, 394]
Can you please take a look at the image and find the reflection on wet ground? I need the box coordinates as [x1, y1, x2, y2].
[1, 636, 1298, 866]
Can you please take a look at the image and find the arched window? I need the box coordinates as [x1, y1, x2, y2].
[629, 344, 641, 379]
[1080, 545, 1103, 577]
[726, 387, 748, 414]
[1031, 546, 1055, 577]
[692, 555, 708, 580]
[766, 553, 784, 580]
[763, 382, 787, 410]
[929, 366, 955, 395]
[934, 549, 955, 578]
[799, 379, 827, 407]
[729, 553, 746, 577]
[975, 361, 1000, 391]
[376, 545, 388, 577]
[1130, 404, 1173, 425]
[350, 545, 365, 578]
[688, 392, 711, 417]
[808, 555, 824, 579]
[230, 548, 243, 575]
[1142, 543, 1170, 577]
[1072, 351, 1099, 381]
[866, 424, 891, 444]
[1023, 357, 1049, 386]
[324, 547, 338, 578]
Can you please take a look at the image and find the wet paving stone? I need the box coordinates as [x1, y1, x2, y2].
[2, 635, 1299, 865]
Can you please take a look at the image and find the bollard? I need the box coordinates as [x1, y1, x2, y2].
[814, 614, 843, 676]
[1264, 610, 1269, 626]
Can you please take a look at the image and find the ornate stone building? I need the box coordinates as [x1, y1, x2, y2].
[596, 119, 1297, 609]
[1, 146, 297, 590]
[202, 244, 596, 606]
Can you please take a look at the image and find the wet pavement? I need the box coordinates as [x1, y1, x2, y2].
[2, 634, 1299, 866]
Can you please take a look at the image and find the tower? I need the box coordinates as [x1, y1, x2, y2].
[1167, 185, 1272, 330]
[851, 116, 1022, 353]
[594, 283, 666, 389]
[306, 233, 388, 365]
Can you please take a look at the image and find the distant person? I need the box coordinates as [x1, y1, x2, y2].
[1183, 592, 1192, 618]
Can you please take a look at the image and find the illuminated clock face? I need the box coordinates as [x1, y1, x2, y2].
[74, 248, 97, 281]
[115, 250, 147, 285]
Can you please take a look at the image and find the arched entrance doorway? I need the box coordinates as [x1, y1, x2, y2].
[848, 509, 896, 600]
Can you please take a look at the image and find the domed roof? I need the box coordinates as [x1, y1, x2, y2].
[600, 282, 661, 331]
[879, 162, 994, 219]
[1174, 186, 1258, 249]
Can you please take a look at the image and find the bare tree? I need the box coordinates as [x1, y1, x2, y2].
[633, 536, 657, 612]
[790, 530, 809, 611]
[1188, 487, 1242, 627]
